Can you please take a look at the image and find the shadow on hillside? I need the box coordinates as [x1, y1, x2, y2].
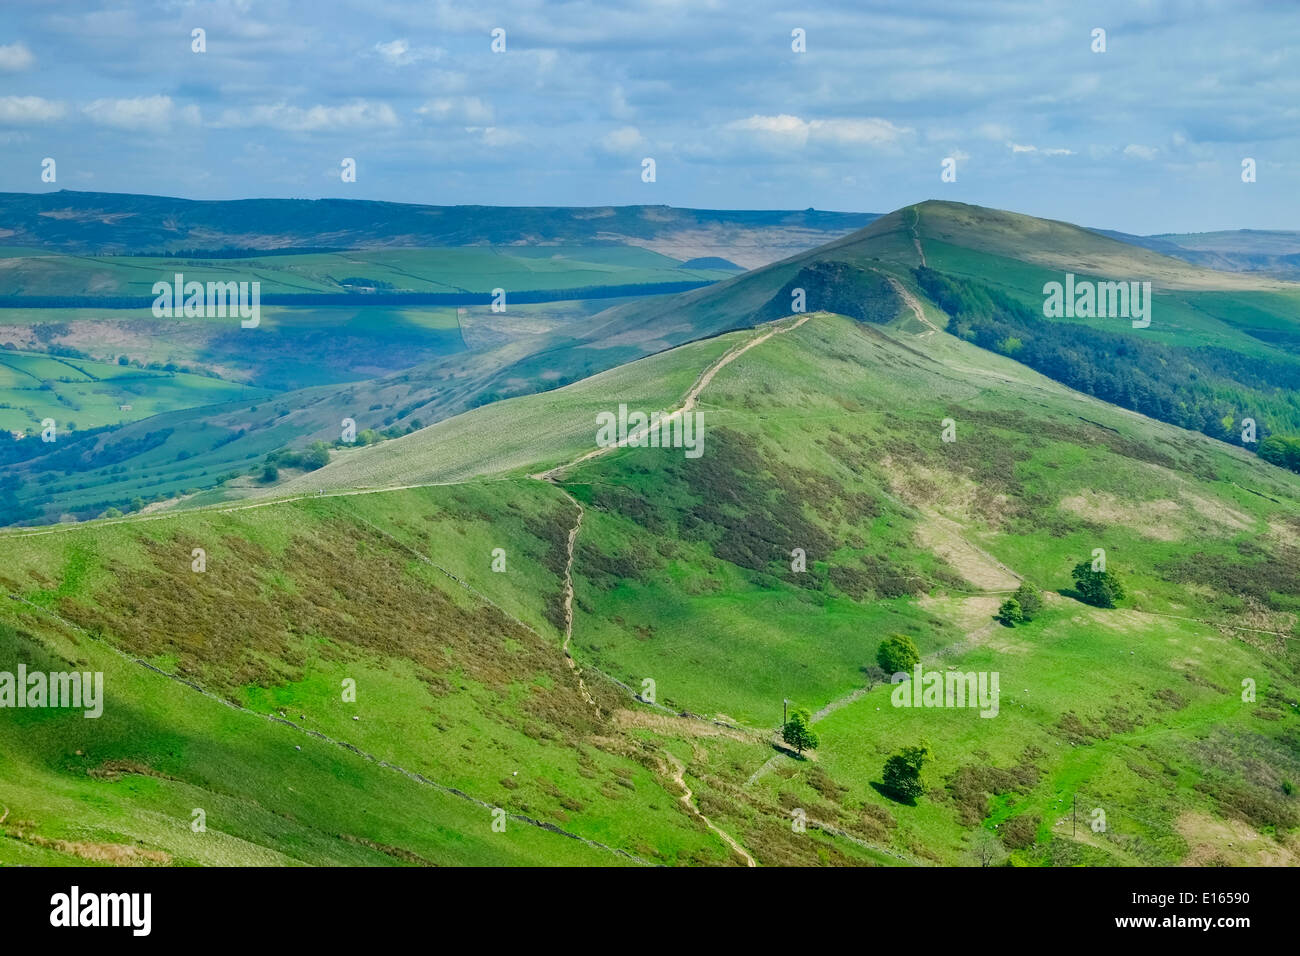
[770, 740, 811, 761]
[870, 781, 918, 807]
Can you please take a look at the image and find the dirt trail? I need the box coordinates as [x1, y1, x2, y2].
[532, 312, 815, 482]
[664, 751, 756, 867]
[528, 315, 826, 869]
[553, 488, 601, 716]
[909, 206, 927, 267]
[879, 272, 939, 337]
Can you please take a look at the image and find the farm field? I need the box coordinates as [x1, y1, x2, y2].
[0, 244, 738, 299]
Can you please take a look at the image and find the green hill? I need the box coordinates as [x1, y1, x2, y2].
[6, 291, 1297, 865]
[0, 191, 876, 259]
[13, 198, 1297, 529]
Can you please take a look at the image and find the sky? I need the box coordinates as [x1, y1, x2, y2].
[1, 0, 1297, 234]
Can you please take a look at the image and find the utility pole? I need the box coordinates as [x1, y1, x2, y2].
[1073, 794, 1077, 838]
[783, 698, 788, 727]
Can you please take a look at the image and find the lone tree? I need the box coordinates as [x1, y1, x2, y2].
[782, 707, 819, 756]
[876, 633, 920, 675]
[971, 829, 1007, 867]
[861, 663, 888, 690]
[995, 597, 1023, 627]
[1012, 582, 1042, 621]
[882, 742, 930, 801]
[1071, 561, 1126, 608]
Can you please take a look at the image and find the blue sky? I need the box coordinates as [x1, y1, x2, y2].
[1, 0, 1297, 234]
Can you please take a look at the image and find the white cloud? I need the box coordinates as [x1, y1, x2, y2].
[1007, 141, 1074, 155]
[472, 127, 525, 148]
[82, 95, 198, 131]
[417, 96, 493, 124]
[0, 42, 35, 72]
[0, 95, 65, 124]
[374, 39, 442, 67]
[1124, 143, 1159, 160]
[976, 123, 1014, 141]
[216, 100, 399, 132]
[726, 114, 910, 149]
[600, 125, 645, 153]
[610, 84, 633, 121]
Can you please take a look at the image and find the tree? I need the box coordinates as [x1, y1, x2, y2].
[1012, 582, 1042, 621]
[876, 634, 920, 675]
[995, 597, 1023, 627]
[971, 829, 1007, 867]
[1071, 561, 1126, 608]
[303, 440, 332, 470]
[260, 463, 280, 483]
[861, 663, 888, 690]
[882, 742, 930, 801]
[1259, 434, 1300, 473]
[782, 708, 819, 756]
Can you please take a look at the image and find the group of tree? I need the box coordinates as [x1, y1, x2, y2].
[882, 741, 931, 802]
[1259, 434, 1300, 473]
[994, 564, 1127, 624]
[261, 441, 332, 476]
[1071, 561, 1126, 608]
[875, 633, 920, 675]
[912, 266, 1300, 457]
[996, 582, 1042, 627]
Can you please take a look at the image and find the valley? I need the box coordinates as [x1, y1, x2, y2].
[2, 195, 1298, 868]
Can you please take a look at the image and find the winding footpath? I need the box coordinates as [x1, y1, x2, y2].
[664, 751, 756, 867]
[527, 314, 821, 867]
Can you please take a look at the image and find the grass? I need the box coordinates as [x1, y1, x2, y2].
[5, 203, 1300, 866]
[0, 245, 737, 299]
[0, 348, 270, 432]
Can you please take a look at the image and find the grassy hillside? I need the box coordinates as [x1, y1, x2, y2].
[0, 245, 735, 300]
[550, 313, 1300, 864]
[0, 200, 862, 525]
[594, 201, 1300, 448]
[7, 297, 1296, 866]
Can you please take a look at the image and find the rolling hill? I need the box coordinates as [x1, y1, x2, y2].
[0, 195, 885, 526]
[0, 191, 876, 267]
[5, 281, 1297, 865]
[7, 200, 1300, 526]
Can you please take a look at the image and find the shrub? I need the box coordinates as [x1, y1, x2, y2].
[876, 633, 920, 675]
[781, 708, 819, 755]
[1013, 582, 1042, 620]
[995, 598, 1023, 627]
[1072, 561, 1126, 608]
[882, 743, 930, 801]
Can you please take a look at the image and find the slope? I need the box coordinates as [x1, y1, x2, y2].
[7, 296, 1297, 867]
